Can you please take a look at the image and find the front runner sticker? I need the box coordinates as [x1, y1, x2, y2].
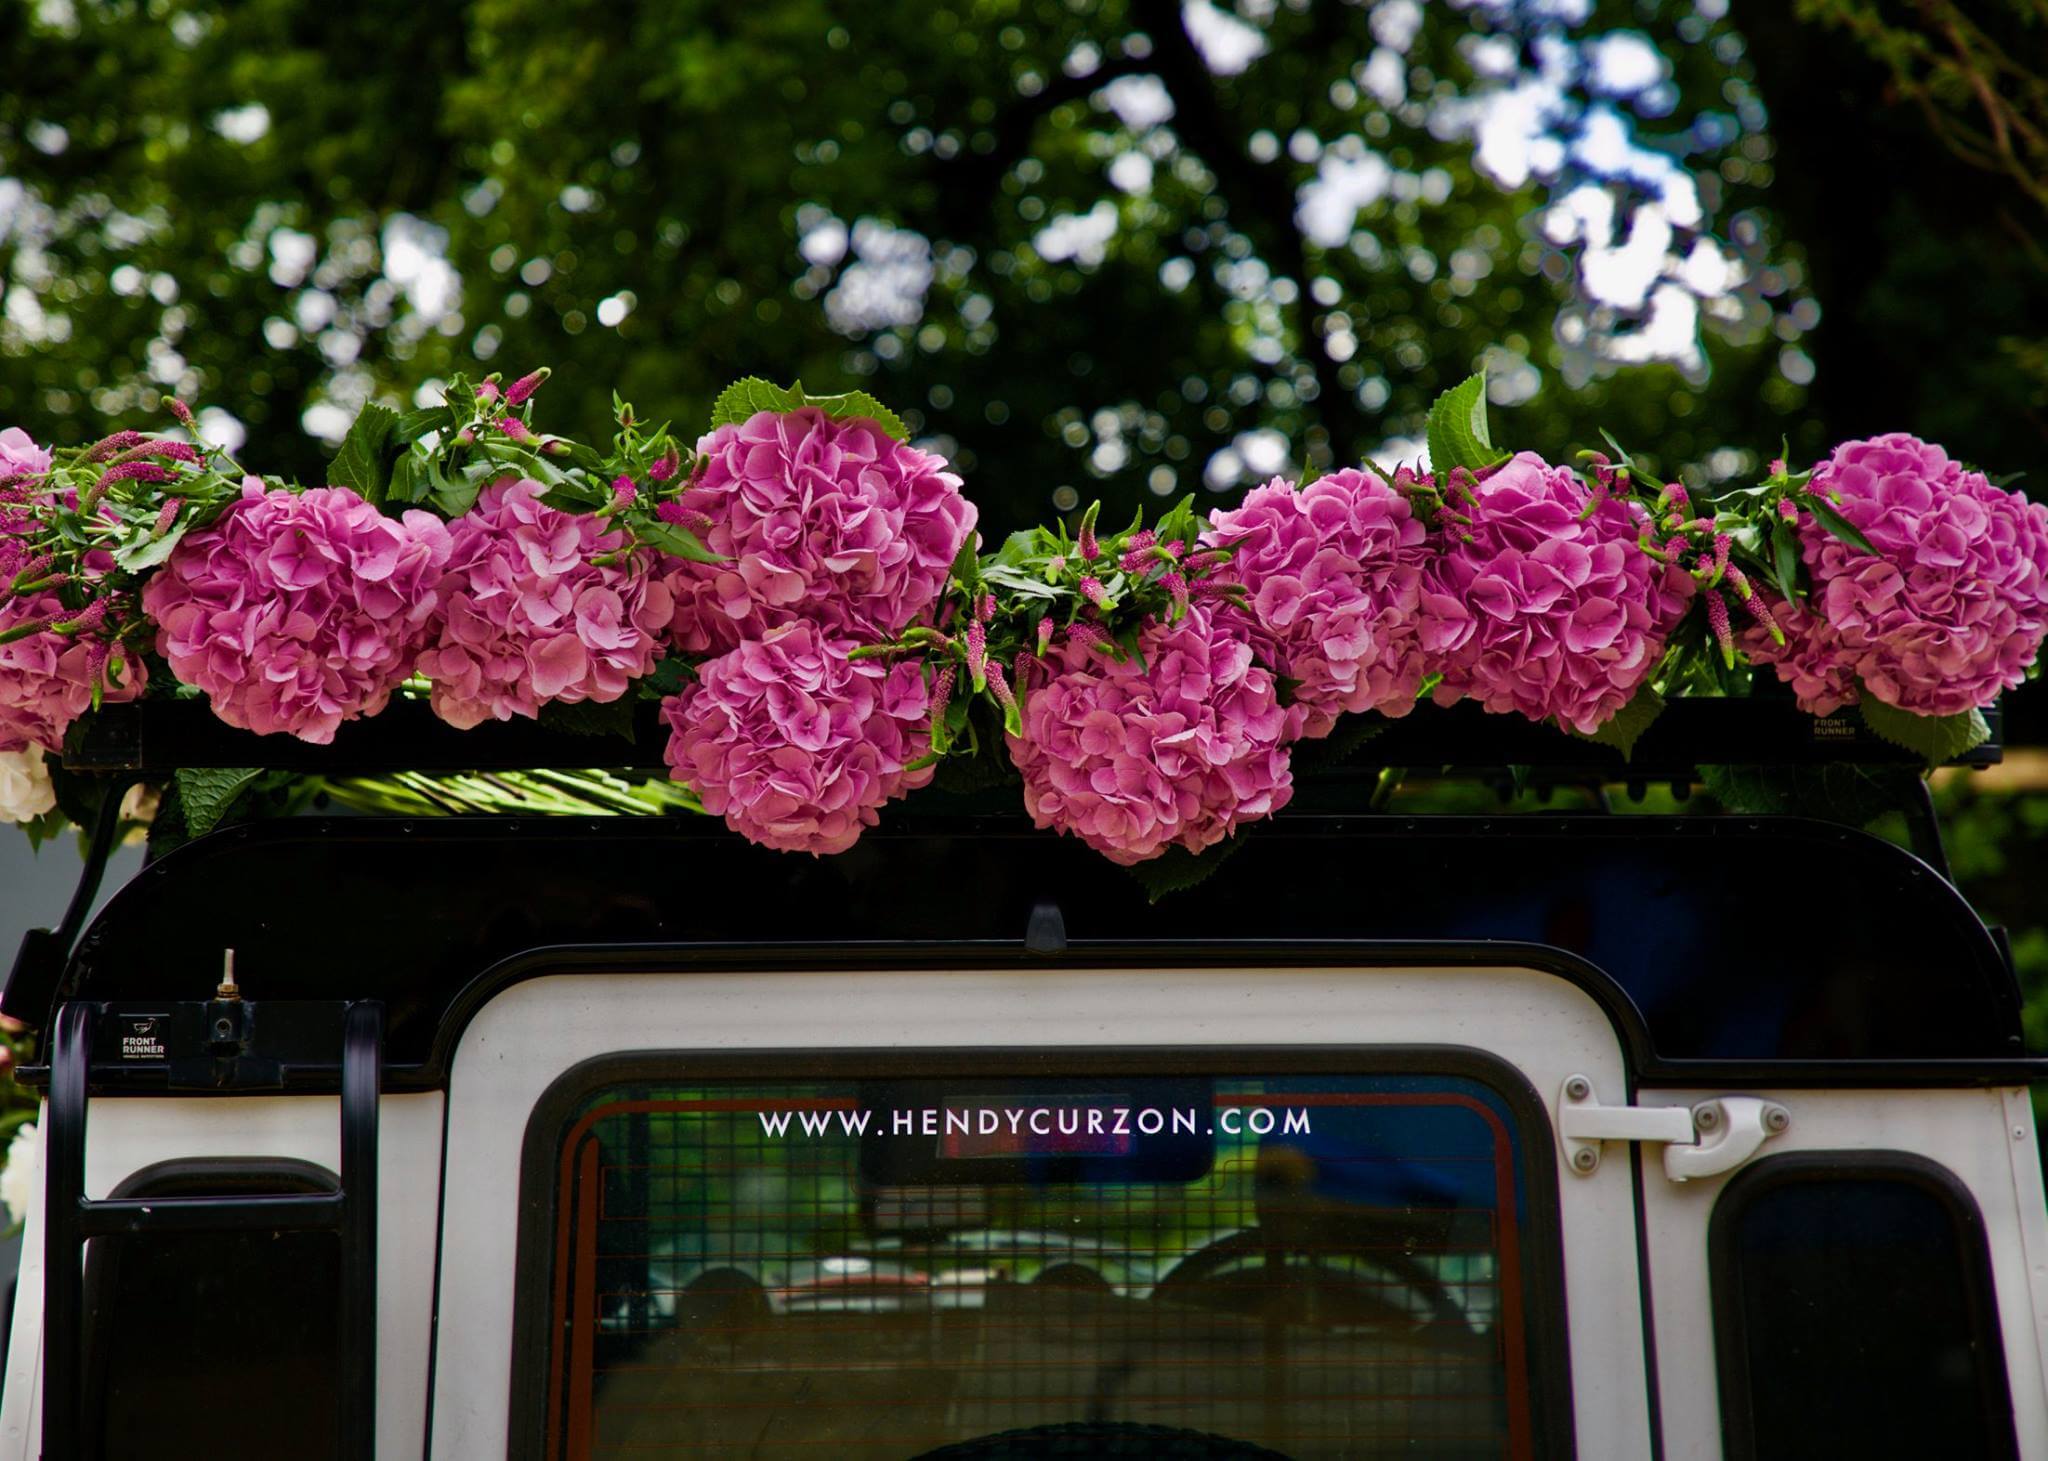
[119, 1016, 168, 1061]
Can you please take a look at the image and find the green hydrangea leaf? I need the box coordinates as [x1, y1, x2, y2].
[1425, 372, 1508, 478]
[175, 766, 262, 839]
[635, 517, 722, 564]
[325, 403, 399, 502]
[536, 697, 639, 739]
[1802, 494, 1878, 556]
[708, 379, 908, 442]
[1699, 763, 1921, 825]
[1565, 685, 1665, 760]
[1856, 695, 1991, 767]
[1126, 835, 1247, 904]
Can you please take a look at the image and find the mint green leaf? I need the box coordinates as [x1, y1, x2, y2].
[1425, 372, 1508, 478]
[1564, 685, 1665, 760]
[386, 451, 430, 505]
[326, 403, 399, 502]
[709, 377, 805, 429]
[175, 766, 261, 838]
[708, 377, 908, 442]
[112, 518, 195, 571]
[1125, 835, 1246, 903]
[1802, 495, 1877, 556]
[802, 389, 907, 442]
[635, 518, 722, 564]
[1856, 696, 1991, 767]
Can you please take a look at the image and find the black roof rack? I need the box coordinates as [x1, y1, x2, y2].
[17, 812, 2037, 1092]
[62, 694, 2005, 776]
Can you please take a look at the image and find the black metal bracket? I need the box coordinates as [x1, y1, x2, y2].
[1, 777, 134, 1028]
[40, 1000, 382, 1459]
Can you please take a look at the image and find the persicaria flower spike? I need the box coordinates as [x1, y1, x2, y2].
[504, 367, 550, 407]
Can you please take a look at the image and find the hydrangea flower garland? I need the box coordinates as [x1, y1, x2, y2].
[142, 483, 452, 744]
[418, 477, 673, 729]
[1424, 451, 1695, 735]
[1, 370, 2043, 868]
[661, 408, 977, 653]
[660, 620, 932, 854]
[1744, 434, 2048, 717]
[1202, 468, 1434, 740]
[1007, 606, 1293, 864]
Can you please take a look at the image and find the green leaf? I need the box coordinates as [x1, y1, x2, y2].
[325, 403, 399, 502]
[386, 450, 430, 505]
[1564, 686, 1664, 760]
[111, 518, 195, 571]
[709, 377, 804, 429]
[1700, 763, 1920, 825]
[635, 518, 722, 564]
[174, 767, 261, 838]
[1125, 835, 1247, 903]
[803, 389, 908, 442]
[1768, 520, 1800, 602]
[1802, 494, 1877, 556]
[536, 697, 639, 738]
[1425, 372, 1508, 478]
[21, 807, 69, 851]
[1597, 428, 1639, 473]
[392, 405, 453, 444]
[707, 378, 909, 442]
[1856, 696, 1991, 767]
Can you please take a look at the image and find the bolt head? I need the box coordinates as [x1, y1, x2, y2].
[1764, 1107, 1790, 1133]
[1564, 1076, 1591, 1101]
[1572, 1148, 1598, 1172]
[1696, 1106, 1720, 1130]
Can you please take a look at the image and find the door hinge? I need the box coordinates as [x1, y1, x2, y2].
[1559, 1074, 1788, 1181]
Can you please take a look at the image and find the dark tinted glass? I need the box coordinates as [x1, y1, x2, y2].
[544, 1071, 1560, 1459]
[1712, 1160, 2016, 1460]
[82, 1165, 339, 1461]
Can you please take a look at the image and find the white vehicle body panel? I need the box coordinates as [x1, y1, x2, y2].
[430, 964, 1654, 1457]
[0, 1093, 444, 1461]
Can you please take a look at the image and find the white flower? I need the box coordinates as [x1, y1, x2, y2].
[0, 746, 56, 825]
[0, 1123, 38, 1231]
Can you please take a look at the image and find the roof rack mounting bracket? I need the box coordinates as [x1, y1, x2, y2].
[1558, 1075, 1788, 1182]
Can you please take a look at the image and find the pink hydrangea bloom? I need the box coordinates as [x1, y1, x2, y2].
[0, 428, 51, 482]
[662, 408, 978, 654]
[142, 483, 452, 744]
[1005, 606, 1293, 866]
[1203, 468, 1434, 739]
[1737, 593, 1859, 717]
[1752, 434, 2048, 717]
[661, 620, 933, 855]
[0, 592, 145, 752]
[1424, 452, 1692, 734]
[417, 478, 674, 729]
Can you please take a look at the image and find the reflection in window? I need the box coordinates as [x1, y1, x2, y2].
[541, 1071, 1560, 1459]
[1710, 1156, 2017, 1461]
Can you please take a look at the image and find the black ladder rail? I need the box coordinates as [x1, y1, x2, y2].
[40, 1000, 383, 1460]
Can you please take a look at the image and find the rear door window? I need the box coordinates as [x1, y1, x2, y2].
[527, 1061, 1567, 1459]
[1709, 1153, 2018, 1461]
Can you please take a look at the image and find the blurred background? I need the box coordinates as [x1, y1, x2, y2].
[0, 0, 2043, 1062]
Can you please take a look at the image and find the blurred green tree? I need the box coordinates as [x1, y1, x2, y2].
[0, 0, 2039, 541]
